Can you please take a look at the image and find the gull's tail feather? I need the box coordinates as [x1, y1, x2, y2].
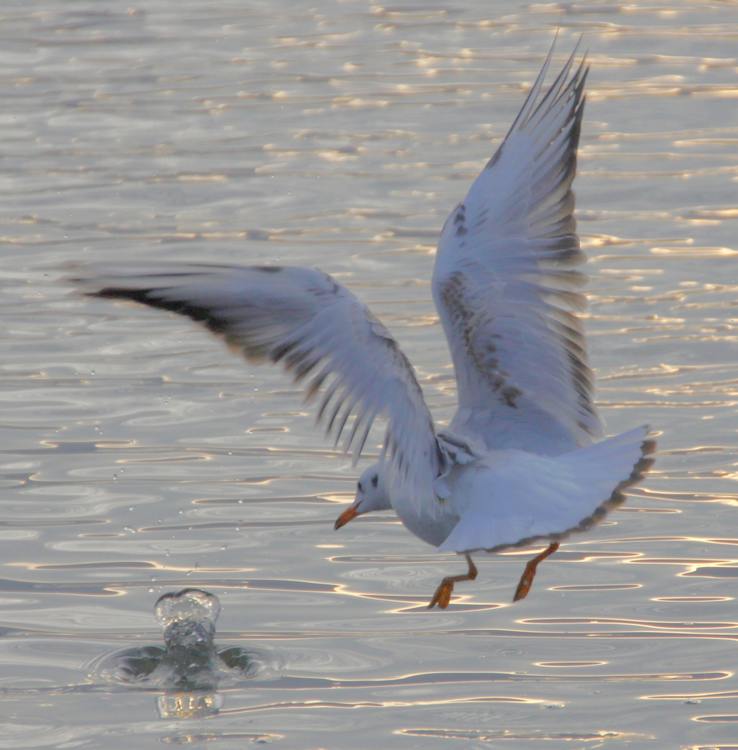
[439, 426, 656, 554]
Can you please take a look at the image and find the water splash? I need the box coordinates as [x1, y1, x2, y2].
[96, 588, 257, 719]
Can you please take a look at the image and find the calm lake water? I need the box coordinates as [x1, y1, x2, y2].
[2, 1, 738, 748]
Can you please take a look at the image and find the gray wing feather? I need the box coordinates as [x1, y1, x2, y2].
[74, 263, 440, 486]
[432, 42, 602, 454]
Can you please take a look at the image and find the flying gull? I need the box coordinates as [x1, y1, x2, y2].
[74, 41, 655, 608]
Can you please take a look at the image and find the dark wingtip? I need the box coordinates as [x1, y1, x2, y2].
[86, 286, 232, 337]
[92, 286, 149, 301]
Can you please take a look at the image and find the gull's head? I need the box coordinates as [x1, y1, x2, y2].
[334, 464, 391, 529]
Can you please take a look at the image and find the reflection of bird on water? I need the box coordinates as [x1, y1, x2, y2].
[106, 588, 253, 719]
[75, 40, 654, 608]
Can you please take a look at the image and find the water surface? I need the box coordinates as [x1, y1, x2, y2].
[2, 1, 738, 748]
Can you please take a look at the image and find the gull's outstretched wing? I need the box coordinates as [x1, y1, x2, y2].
[75, 264, 441, 487]
[432, 43, 602, 455]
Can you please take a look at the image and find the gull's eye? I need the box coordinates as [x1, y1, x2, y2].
[371, 474, 378, 488]
[357, 482, 363, 493]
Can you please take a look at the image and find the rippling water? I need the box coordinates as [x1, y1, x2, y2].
[2, 1, 738, 747]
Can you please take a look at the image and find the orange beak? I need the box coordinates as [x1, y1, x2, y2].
[334, 505, 360, 530]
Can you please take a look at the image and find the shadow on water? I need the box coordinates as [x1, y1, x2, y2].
[92, 588, 258, 719]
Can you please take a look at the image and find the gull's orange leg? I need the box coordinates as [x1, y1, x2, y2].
[428, 554, 478, 609]
[513, 542, 559, 602]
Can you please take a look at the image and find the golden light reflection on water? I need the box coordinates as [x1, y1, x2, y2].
[652, 246, 738, 257]
[642, 688, 738, 702]
[397, 728, 653, 742]
[653, 596, 733, 603]
[220, 694, 559, 716]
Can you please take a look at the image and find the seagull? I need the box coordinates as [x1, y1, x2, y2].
[74, 41, 655, 609]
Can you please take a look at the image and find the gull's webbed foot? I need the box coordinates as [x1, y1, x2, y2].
[513, 542, 559, 602]
[427, 554, 478, 609]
